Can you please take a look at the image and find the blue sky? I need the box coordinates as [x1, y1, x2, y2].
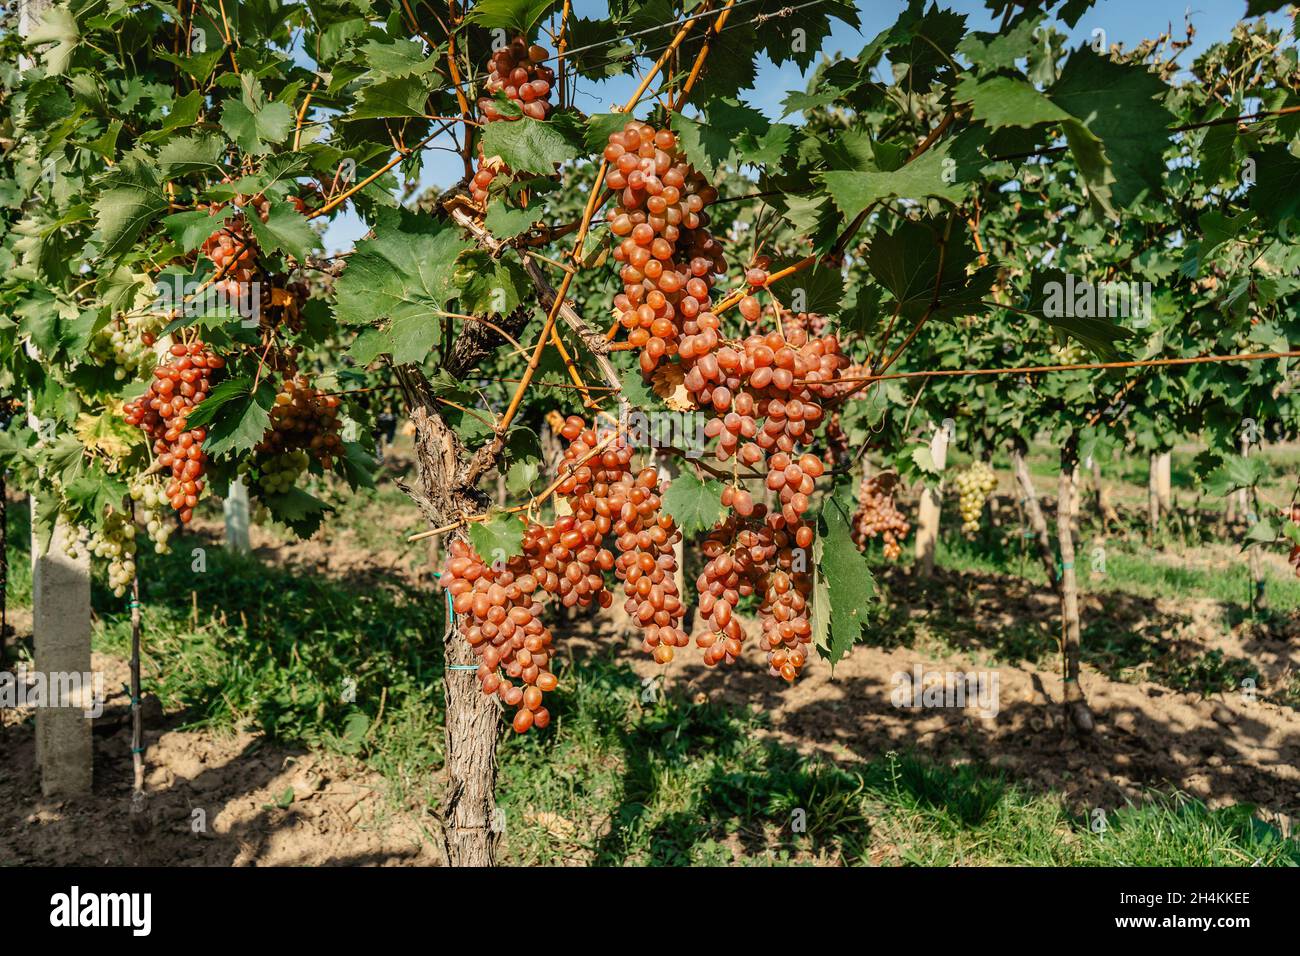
[321, 0, 1291, 251]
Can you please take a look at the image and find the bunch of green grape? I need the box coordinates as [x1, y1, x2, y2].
[129, 474, 175, 554]
[955, 461, 997, 536]
[88, 509, 138, 597]
[1048, 341, 1086, 366]
[251, 449, 310, 495]
[88, 312, 164, 381]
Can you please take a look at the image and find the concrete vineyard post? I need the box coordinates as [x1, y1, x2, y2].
[30, 506, 94, 796]
[1147, 452, 1161, 537]
[23, 0, 92, 798]
[1156, 451, 1172, 518]
[914, 422, 950, 576]
[223, 479, 251, 553]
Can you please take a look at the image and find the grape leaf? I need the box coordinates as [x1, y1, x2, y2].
[467, 511, 526, 564]
[484, 202, 539, 240]
[348, 74, 434, 120]
[565, 20, 632, 80]
[158, 133, 227, 178]
[480, 117, 579, 176]
[1241, 518, 1279, 550]
[1203, 455, 1271, 497]
[24, 5, 81, 75]
[334, 210, 470, 364]
[911, 445, 940, 476]
[954, 75, 1071, 130]
[661, 471, 726, 537]
[1248, 144, 1300, 229]
[1049, 49, 1175, 215]
[670, 98, 769, 178]
[339, 440, 377, 490]
[220, 76, 293, 155]
[1016, 269, 1133, 359]
[584, 112, 629, 152]
[865, 217, 995, 323]
[453, 250, 529, 315]
[613, 354, 658, 410]
[264, 488, 331, 538]
[1198, 118, 1237, 186]
[195, 378, 278, 458]
[955, 14, 1043, 72]
[502, 426, 543, 497]
[464, 0, 558, 34]
[357, 36, 441, 78]
[163, 208, 234, 252]
[93, 155, 167, 261]
[155, 46, 225, 82]
[64, 465, 129, 526]
[246, 202, 320, 263]
[820, 141, 969, 219]
[141, 90, 205, 144]
[814, 496, 875, 670]
[767, 261, 845, 318]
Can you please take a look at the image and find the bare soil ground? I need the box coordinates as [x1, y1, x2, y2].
[0, 653, 440, 867]
[584, 567, 1300, 825]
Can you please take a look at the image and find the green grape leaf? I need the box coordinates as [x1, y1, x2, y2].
[357, 36, 441, 78]
[865, 217, 995, 323]
[335, 210, 470, 364]
[348, 74, 435, 120]
[141, 91, 206, 144]
[670, 98, 769, 178]
[24, 5, 81, 75]
[264, 488, 332, 538]
[815, 496, 875, 670]
[163, 208, 234, 252]
[246, 202, 320, 263]
[220, 76, 293, 155]
[767, 261, 845, 318]
[1203, 455, 1271, 497]
[93, 155, 168, 261]
[584, 112, 629, 152]
[480, 117, 580, 176]
[484, 202, 540, 240]
[464, 0, 558, 34]
[339, 440, 378, 491]
[1248, 144, 1300, 229]
[820, 140, 969, 219]
[157, 133, 227, 178]
[196, 378, 278, 458]
[1241, 518, 1279, 550]
[467, 511, 526, 564]
[954, 75, 1071, 130]
[661, 471, 727, 537]
[453, 250, 529, 315]
[1016, 269, 1133, 359]
[1049, 49, 1175, 215]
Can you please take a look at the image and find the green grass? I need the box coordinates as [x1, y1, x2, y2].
[931, 524, 1300, 611]
[500, 681, 1300, 865]
[870, 751, 1299, 865]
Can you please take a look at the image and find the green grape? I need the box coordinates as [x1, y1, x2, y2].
[955, 461, 997, 536]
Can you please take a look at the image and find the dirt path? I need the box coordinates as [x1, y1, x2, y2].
[583, 567, 1300, 826]
[0, 653, 440, 867]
